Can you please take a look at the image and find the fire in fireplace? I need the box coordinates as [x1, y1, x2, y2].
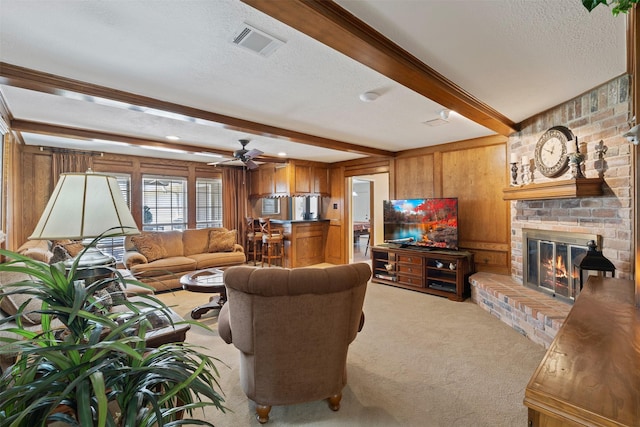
[522, 229, 600, 303]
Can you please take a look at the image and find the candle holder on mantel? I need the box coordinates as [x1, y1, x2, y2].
[521, 160, 532, 185]
[510, 162, 519, 185]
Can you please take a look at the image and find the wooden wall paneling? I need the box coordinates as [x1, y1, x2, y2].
[19, 148, 53, 244]
[441, 143, 510, 274]
[341, 156, 391, 177]
[393, 154, 435, 199]
[92, 157, 135, 173]
[138, 161, 190, 176]
[325, 166, 345, 264]
[433, 152, 443, 198]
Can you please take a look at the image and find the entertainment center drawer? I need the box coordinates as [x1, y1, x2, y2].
[397, 274, 423, 287]
[397, 255, 423, 265]
[397, 264, 423, 275]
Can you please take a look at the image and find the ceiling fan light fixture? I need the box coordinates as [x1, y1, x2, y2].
[359, 91, 380, 102]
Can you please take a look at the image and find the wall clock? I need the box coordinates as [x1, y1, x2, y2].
[534, 126, 574, 178]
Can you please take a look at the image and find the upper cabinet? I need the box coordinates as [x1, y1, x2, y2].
[249, 161, 329, 197]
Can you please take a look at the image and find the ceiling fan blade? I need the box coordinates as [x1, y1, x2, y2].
[244, 148, 263, 159]
[245, 159, 259, 170]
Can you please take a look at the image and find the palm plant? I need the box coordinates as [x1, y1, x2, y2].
[0, 245, 226, 426]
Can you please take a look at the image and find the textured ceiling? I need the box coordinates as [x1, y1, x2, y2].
[0, 0, 628, 164]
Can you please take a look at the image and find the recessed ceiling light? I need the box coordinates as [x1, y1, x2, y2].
[166, 135, 180, 141]
[278, 152, 287, 157]
[359, 91, 380, 102]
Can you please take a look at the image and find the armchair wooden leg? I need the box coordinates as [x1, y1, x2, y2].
[328, 393, 342, 411]
[256, 404, 271, 424]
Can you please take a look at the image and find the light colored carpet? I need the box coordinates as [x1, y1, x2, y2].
[156, 280, 546, 427]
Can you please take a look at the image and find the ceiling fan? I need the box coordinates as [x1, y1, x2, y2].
[209, 139, 263, 170]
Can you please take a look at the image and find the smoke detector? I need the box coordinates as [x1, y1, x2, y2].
[232, 24, 285, 57]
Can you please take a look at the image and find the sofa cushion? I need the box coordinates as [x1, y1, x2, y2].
[208, 229, 237, 253]
[0, 269, 42, 325]
[131, 233, 168, 262]
[183, 228, 212, 256]
[17, 240, 52, 263]
[162, 230, 185, 258]
[128, 256, 197, 278]
[190, 251, 247, 269]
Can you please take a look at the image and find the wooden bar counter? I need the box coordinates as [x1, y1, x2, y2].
[269, 219, 329, 268]
[524, 276, 640, 426]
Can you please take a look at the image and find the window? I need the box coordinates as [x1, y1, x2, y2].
[196, 178, 223, 229]
[262, 198, 280, 215]
[95, 174, 131, 262]
[142, 176, 187, 231]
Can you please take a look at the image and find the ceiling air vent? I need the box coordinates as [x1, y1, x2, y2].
[232, 24, 284, 57]
[423, 118, 449, 127]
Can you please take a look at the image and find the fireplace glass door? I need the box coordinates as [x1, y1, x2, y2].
[524, 229, 595, 302]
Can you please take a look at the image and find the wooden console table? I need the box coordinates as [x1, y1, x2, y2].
[524, 276, 639, 426]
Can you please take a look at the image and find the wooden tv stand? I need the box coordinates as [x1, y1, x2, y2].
[371, 245, 473, 301]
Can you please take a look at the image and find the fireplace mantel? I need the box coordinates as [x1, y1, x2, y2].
[502, 177, 603, 201]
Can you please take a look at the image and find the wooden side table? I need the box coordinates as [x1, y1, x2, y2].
[180, 269, 226, 319]
[524, 276, 639, 426]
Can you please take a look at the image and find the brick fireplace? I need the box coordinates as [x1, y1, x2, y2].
[471, 75, 633, 348]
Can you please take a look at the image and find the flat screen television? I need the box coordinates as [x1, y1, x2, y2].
[383, 198, 458, 250]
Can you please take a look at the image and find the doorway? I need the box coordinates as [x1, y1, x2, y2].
[348, 173, 389, 263]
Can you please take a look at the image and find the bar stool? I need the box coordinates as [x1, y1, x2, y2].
[245, 217, 262, 265]
[259, 217, 284, 267]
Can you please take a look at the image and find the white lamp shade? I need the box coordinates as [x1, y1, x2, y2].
[29, 171, 140, 240]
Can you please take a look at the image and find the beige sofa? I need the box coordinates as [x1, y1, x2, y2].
[123, 227, 246, 292]
[218, 263, 371, 423]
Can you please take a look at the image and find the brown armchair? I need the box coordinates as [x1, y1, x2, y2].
[218, 263, 371, 423]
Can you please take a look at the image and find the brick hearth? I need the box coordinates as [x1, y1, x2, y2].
[470, 272, 570, 349]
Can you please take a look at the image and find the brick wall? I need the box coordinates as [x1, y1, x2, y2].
[509, 76, 634, 281]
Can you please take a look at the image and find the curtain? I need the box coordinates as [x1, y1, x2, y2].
[51, 151, 93, 186]
[222, 167, 249, 245]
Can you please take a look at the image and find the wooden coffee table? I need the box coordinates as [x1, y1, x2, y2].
[180, 268, 226, 319]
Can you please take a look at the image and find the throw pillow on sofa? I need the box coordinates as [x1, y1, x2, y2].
[208, 229, 237, 252]
[0, 269, 42, 326]
[131, 233, 168, 262]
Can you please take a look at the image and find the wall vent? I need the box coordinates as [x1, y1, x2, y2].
[232, 24, 284, 57]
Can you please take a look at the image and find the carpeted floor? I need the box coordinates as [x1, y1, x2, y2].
[156, 277, 546, 427]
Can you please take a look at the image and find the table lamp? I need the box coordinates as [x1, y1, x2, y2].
[29, 170, 140, 273]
